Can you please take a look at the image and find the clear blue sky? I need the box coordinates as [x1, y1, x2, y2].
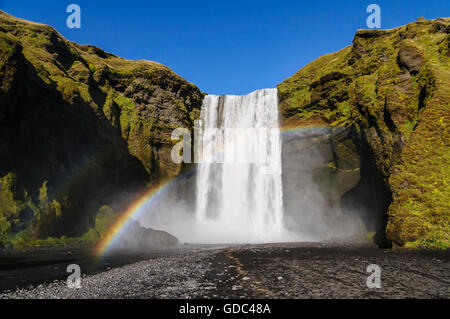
[1, 0, 448, 94]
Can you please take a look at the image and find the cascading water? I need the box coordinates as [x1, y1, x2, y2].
[195, 88, 288, 243]
[135, 88, 369, 244]
[139, 88, 363, 244]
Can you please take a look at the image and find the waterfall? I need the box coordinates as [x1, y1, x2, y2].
[195, 88, 286, 242]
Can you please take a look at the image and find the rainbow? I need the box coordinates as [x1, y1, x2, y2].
[94, 124, 334, 256]
[281, 124, 332, 136]
[94, 177, 180, 256]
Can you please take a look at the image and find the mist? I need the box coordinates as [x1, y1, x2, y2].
[134, 90, 372, 245]
[282, 127, 369, 242]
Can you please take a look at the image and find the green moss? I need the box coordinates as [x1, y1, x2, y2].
[0, 11, 203, 249]
[68, 60, 91, 82]
[80, 227, 100, 244]
[279, 18, 450, 248]
[38, 180, 49, 205]
[7, 230, 100, 249]
[53, 76, 92, 103]
[386, 19, 450, 247]
[405, 233, 450, 249]
[1, 204, 116, 249]
[0, 173, 25, 225]
[0, 32, 18, 55]
[95, 205, 118, 237]
[114, 94, 134, 112]
[365, 231, 376, 242]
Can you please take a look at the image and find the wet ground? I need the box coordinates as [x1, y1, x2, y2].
[1, 242, 449, 298]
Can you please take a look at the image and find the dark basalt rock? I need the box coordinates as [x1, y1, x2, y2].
[113, 219, 178, 251]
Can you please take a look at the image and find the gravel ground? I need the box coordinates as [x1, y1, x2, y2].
[211, 243, 450, 299]
[1, 243, 449, 299]
[0, 250, 216, 299]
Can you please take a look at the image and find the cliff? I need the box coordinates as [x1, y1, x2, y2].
[1, 11, 448, 249]
[0, 11, 203, 243]
[279, 17, 449, 248]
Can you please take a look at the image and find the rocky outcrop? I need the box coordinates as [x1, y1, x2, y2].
[0, 11, 203, 240]
[397, 43, 425, 74]
[112, 219, 178, 252]
[279, 18, 450, 248]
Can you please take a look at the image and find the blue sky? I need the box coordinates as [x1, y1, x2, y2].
[1, 0, 448, 94]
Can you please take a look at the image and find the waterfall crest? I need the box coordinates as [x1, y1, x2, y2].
[195, 88, 287, 242]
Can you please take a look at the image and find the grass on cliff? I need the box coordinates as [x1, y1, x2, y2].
[387, 42, 450, 249]
[278, 18, 450, 249]
[1, 203, 119, 250]
[0, 171, 119, 250]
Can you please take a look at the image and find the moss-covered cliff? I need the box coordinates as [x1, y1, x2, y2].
[279, 17, 449, 248]
[0, 11, 203, 245]
[1, 11, 448, 250]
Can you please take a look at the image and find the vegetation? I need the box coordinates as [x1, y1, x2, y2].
[278, 18, 450, 248]
[0, 204, 118, 250]
[0, 10, 203, 249]
[0, 10, 447, 250]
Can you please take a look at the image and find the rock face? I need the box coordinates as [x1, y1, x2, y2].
[279, 18, 450, 248]
[397, 43, 425, 74]
[0, 11, 448, 250]
[0, 11, 203, 240]
[113, 219, 178, 252]
[282, 127, 363, 241]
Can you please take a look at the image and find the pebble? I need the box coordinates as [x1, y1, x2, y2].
[0, 251, 216, 299]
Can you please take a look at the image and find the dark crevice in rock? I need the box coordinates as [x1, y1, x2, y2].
[341, 133, 392, 248]
[356, 102, 387, 146]
[418, 85, 428, 113]
[383, 98, 397, 134]
[310, 72, 346, 88]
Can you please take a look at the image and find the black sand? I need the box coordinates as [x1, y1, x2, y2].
[1, 243, 449, 299]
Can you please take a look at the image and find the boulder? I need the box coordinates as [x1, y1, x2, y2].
[114, 219, 178, 251]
